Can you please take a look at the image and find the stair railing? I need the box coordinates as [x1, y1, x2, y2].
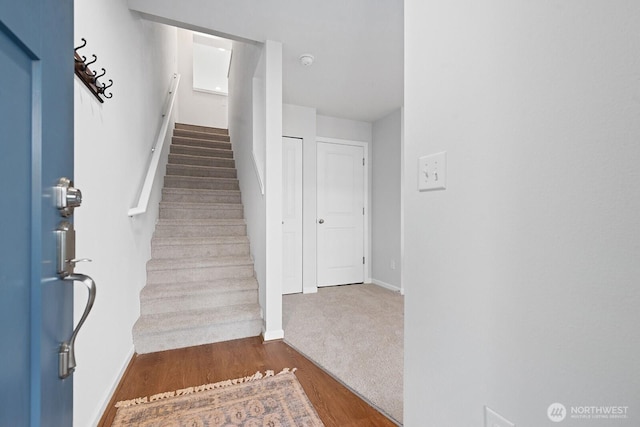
[128, 73, 181, 217]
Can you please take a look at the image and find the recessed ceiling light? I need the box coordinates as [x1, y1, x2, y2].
[299, 54, 314, 67]
[215, 86, 222, 91]
[218, 48, 226, 52]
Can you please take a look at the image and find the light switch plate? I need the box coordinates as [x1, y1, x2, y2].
[418, 151, 446, 191]
[485, 406, 515, 427]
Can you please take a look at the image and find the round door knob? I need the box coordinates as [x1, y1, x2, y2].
[318, 219, 324, 224]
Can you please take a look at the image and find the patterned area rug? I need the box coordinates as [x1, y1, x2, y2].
[111, 368, 324, 427]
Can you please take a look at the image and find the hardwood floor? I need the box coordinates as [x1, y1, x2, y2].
[98, 337, 397, 426]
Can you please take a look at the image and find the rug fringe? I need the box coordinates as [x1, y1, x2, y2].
[115, 368, 297, 408]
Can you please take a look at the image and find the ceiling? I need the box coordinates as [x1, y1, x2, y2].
[128, 0, 404, 123]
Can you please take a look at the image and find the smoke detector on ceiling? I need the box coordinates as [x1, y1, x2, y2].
[299, 54, 315, 67]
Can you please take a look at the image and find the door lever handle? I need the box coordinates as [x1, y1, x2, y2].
[59, 273, 96, 379]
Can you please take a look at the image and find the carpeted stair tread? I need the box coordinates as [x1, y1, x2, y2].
[175, 123, 228, 135]
[151, 234, 248, 255]
[170, 144, 234, 159]
[141, 277, 258, 300]
[168, 154, 235, 169]
[161, 188, 241, 204]
[173, 128, 231, 142]
[135, 304, 261, 332]
[154, 219, 247, 237]
[132, 305, 262, 353]
[166, 164, 237, 179]
[160, 201, 243, 210]
[146, 264, 254, 285]
[140, 291, 259, 316]
[140, 279, 258, 315]
[164, 176, 239, 190]
[133, 318, 262, 354]
[158, 203, 244, 220]
[171, 136, 231, 149]
[147, 255, 254, 271]
[156, 218, 246, 226]
[152, 235, 249, 246]
[141, 276, 258, 296]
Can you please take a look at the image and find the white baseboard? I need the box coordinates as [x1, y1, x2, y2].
[370, 279, 402, 293]
[262, 328, 285, 341]
[89, 346, 135, 427]
[302, 286, 318, 294]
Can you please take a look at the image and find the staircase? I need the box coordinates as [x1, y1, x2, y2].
[133, 123, 262, 354]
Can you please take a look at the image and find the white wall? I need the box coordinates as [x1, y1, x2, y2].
[371, 109, 402, 292]
[252, 49, 266, 192]
[228, 39, 266, 320]
[283, 104, 317, 294]
[317, 114, 372, 143]
[73, 1, 177, 426]
[263, 40, 284, 339]
[404, 1, 640, 426]
[228, 40, 284, 340]
[176, 28, 228, 128]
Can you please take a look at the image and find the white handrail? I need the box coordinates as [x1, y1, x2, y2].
[251, 150, 265, 195]
[128, 74, 181, 217]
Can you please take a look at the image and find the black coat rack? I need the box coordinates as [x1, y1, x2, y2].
[74, 38, 113, 103]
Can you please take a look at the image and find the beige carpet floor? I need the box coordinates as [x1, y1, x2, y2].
[283, 283, 404, 424]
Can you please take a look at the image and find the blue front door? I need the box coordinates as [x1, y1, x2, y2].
[0, 0, 74, 426]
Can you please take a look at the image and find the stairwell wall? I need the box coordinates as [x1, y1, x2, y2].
[73, 1, 177, 425]
[176, 28, 228, 128]
[228, 40, 284, 339]
[228, 40, 266, 325]
[230, 40, 283, 339]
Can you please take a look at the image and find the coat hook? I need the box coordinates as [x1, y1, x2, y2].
[100, 79, 113, 99]
[74, 38, 87, 61]
[75, 38, 87, 51]
[84, 67, 97, 79]
[94, 68, 106, 84]
[84, 54, 97, 69]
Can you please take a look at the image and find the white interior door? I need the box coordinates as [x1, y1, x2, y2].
[282, 137, 303, 294]
[317, 141, 365, 286]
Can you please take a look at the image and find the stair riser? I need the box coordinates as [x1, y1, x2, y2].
[147, 264, 254, 285]
[168, 154, 235, 169]
[153, 225, 247, 238]
[174, 129, 231, 142]
[140, 290, 258, 315]
[159, 208, 243, 220]
[164, 177, 239, 191]
[133, 319, 262, 354]
[151, 242, 250, 259]
[172, 136, 231, 149]
[166, 164, 237, 179]
[170, 145, 233, 159]
[175, 123, 229, 135]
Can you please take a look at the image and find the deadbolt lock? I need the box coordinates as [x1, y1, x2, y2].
[54, 177, 82, 217]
